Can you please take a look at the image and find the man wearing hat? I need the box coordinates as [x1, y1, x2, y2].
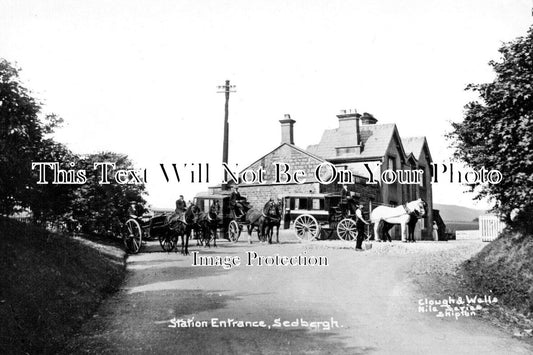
[355, 203, 369, 251]
[175, 195, 186, 222]
[230, 186, 245, 218]
[128, 201, 139, 218]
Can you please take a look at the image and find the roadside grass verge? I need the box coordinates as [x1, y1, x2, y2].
[0, 217, 126, 354]
[462, 231, 533, 334]
[409, 235, 533, 341]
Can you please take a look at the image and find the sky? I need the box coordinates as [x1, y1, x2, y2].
[1, 0, 531, 210]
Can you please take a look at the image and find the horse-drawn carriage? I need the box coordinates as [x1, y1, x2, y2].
[284, 193, 427, 243]
[280, 193, 368, 241]
[195, 192, 282, 244]
[195, 193, 231, 242]
[122, 212, 179, 254]
[121, 191, 427, 252]
[122, 193, 251, 254]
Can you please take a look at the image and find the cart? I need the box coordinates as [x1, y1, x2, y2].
[122, 212, 180, 253]
[281, 193, 367, 242]
[195, 193, 233, 242]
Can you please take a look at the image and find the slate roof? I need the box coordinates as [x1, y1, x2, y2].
[402, 137, 427, 158]
[336, 162, 381, 180]
[307, 123, 397, 160]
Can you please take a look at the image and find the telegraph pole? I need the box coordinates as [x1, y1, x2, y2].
[217, 80, 236, 190]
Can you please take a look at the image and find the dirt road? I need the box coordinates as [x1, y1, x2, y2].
[64, 232, 533, 354]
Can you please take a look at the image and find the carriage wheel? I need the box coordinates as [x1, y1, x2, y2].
[294, 214, 320, 241]
[159, 233, 175, 252]
[337, 219, 358, 241]
[123, 219, 142, 254]
[228, 220, 241, 242]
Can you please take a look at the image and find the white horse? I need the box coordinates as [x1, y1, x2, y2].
[370, 199, 427, 242]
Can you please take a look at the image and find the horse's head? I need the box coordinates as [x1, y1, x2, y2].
[185, 204, 201, 223]
[265, 203, 278, 216]
[207, 204, 219, 222]
[409, 198, 427, 218]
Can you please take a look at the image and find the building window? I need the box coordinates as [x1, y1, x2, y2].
[419, 165, 426, 187]
[336, 147, 356, 156]
[388, 156, 396, 171]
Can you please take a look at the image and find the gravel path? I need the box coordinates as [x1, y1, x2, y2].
[63, 232, 533, 354]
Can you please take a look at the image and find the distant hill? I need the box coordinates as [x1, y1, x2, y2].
[433, 203, 487, 222]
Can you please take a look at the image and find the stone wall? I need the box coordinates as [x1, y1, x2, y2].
[237, 143, 380, 210]
[319, 181, 379, 206]
[238, 182, 319, 210]
[236, 144, 324, 209]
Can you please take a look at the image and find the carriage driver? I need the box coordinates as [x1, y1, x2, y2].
[355, 203, 369, 251]
[230, 186, 248, 219]
[175, 195, 187, 223]
[128, 201, 140, 218]
[340, 184, 357, 215]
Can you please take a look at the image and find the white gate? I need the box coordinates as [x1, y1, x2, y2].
[479, 214, 505, 242]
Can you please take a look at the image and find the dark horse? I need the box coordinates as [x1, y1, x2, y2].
[407, 214, 417, 242]
[168, 214, 190, 255]
[197, 203, 219, 247]
[182, 205, 206, 247]
[167, 204, 203, 255]
[244, 208, 266, 244]
[376, 211, 420, 243]
[262, 202, 282, 244]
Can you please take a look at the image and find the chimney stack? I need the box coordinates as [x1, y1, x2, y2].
[336, 109, 362, 147]
[279, 114, 296, 145]
[361, 112, 378, 125]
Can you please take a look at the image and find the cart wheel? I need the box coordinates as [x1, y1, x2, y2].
[294, 214, 320, 241]
[337, 219, 358, 241]
[159, 233, 175, 252]
[228, 220, 241, 242]
[123, 219, 142, 253]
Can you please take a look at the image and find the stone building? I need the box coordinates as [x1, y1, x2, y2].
[209, 109, 435, 240]
[306, 109, 434, 239]
[228, 113, 379, 229]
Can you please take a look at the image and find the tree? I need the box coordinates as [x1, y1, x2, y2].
[0, 59, 147, 235]
[70, 152, 147, 235]
[29, 139, 79, 224]
[0, 59, 65, 215]
[448, 26, 533, 233]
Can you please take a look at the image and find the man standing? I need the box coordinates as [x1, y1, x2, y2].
[355, 203, 369, 251]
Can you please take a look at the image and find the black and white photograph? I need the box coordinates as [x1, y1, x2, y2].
[1, 0, 532, 353]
